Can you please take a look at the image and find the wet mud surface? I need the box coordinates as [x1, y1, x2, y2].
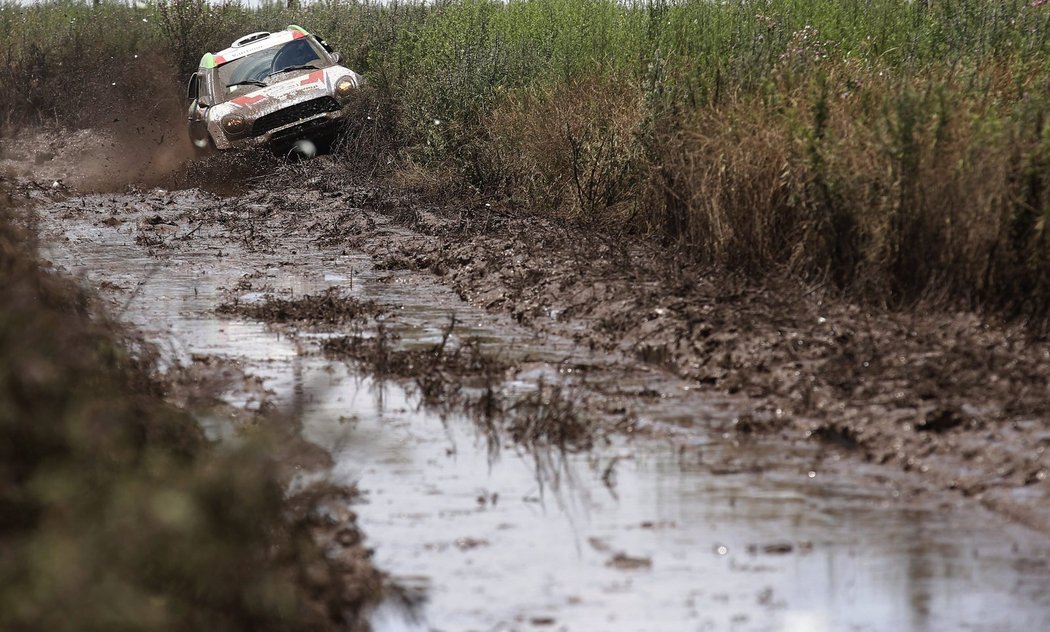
[353, 186, 1050, 535]
[15, 148, 1050, 630]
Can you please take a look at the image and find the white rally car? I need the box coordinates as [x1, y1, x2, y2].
[186, 25, 363, 152]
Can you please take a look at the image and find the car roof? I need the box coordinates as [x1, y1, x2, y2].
[199, 25, 310, 70]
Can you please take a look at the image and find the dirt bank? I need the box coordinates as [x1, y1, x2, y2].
[0, 174, 384, 630]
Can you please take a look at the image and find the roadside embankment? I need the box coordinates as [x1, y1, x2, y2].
[0, 182, 381, 630]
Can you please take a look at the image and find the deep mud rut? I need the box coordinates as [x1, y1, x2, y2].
[13, 148, 1050, 630]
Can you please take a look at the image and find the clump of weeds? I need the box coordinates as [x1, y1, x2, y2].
[504, 381, 593, 451]
[218, 288, 384, 326]
[323, 318, 506, 404]
[324, 318, 596, 453]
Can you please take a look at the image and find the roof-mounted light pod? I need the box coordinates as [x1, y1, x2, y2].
[231, 32, 270, 47]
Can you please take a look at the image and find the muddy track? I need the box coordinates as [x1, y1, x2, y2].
[17, 148, 1050, 630]
[26, 156, 1050, 531]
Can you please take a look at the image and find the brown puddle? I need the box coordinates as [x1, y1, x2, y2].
[37, 186, 1050, 631]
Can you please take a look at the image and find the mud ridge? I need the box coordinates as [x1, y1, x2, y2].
[323, 326, 595, 452]
[220, 287, 599, 454]
[218, 287, 384, 326]
[335, 171, 1050, 532]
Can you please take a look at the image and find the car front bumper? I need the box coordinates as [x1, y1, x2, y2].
[216, 107, 347, 150]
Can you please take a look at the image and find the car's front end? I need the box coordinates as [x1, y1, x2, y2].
[204, 67, 359, 151]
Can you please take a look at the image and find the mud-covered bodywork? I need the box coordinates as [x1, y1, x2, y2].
[186, 25, 362, 151]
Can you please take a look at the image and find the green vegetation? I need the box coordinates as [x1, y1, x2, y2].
[2, 0, 1050, 317]
[0, 198, 379, 628]
[375, 0, 1050, 318]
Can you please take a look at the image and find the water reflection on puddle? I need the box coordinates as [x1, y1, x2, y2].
[289, 362, 1050, 632]
[44, 197, 1050, 632]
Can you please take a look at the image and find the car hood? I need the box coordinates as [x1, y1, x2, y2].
[207, 66, 353, 121]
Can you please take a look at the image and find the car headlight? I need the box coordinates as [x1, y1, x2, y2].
[221, 114, 249, 136]
[334, 76, 356, 99]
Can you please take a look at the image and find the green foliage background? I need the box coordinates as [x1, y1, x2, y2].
[2, 0, 1049, 315]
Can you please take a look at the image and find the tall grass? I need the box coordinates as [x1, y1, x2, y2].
[3, 0, 1050, 317]
[375, 0, 1050, 317]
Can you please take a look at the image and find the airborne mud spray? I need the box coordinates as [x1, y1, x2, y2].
[15, 140, 1050, 630]
[0, 91, 286, 195]
[0, 99, 191, 192]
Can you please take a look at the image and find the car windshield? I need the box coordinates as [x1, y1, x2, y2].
[215, 38, 326, 101]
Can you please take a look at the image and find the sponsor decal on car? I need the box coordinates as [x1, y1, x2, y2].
[231, 94, 267, 107]
[228, 72, 328, 109]
[299, 70, 324, 86]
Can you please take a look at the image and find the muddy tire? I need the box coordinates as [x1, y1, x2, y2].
[274, 138, 326, 161]
[190, 131, 218, 157]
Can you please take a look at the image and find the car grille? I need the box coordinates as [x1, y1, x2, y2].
[252, 97, 341, 136]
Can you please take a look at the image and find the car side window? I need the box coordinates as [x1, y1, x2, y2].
[314, 34, 335, 55]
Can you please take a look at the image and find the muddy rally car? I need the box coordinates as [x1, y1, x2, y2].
[186, 25, 362, 152]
